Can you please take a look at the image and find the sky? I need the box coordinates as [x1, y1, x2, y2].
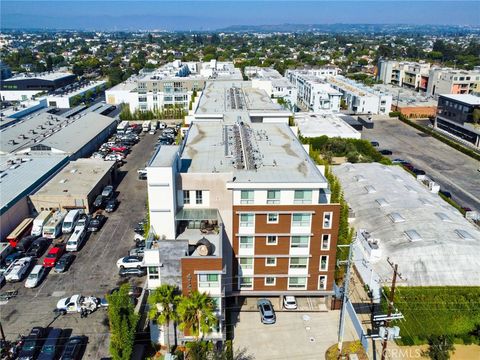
[1, 1, 480, 31]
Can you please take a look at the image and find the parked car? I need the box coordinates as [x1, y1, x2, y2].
[76, 215, 91, 228]
[402, 163, 414, 171]
[56, 294, 101, 314]
[4, 251, 24, 267]
[43, 244, 66, 267]
[38, 328, 63, 360]
[17, 327, 46, 360]
[61, 336, 87, 360]
[370, 141, 379, 147]
[88, 214, 106, 232]
[4, 257, 33, 282]
[105, 198, 118, 213]
[379, 149, 393, 155]
[54, 253, 75, 273]
[283, 295, 298, 310]
[26, 237, 48, 258]
[116, 255, 143, 269]
[101, 185, 114, 198]
[392, 158, 406, 164]
[93, 195, 104, 209]
[25, 264, 47, 288]
[257, 298, 276, 324]
[412, 168, 426, 176]
[16, 234, 38, 253]
[129, 245, 145, 257]
[119, 267, 147, 277]
[439, 190, 452, 199]
[159, 122, 167, 129]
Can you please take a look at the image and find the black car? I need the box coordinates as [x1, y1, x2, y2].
[379, 149, 393, 155]
[87, 214, 106, 232]
[93, 195, 104, 209]
[370, 141, 379, 147]
[119, 267, 147, 277]
[105, 198, 118, 213]
[38, 328, 62, 360]
[18, 326, 46, 360]
[4, 251, 24, 267]
[439, 190, 452, 199]
[26, 238, 49, 258]
[16, 235, 38, 253]
[412, 168, 426, 176]
[60, 336, 87, 360]
[54, 253, 75, 273]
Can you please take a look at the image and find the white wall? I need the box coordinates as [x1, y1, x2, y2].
[1, 90, 41, 101]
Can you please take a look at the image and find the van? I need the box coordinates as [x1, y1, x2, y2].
[25, 264, 46, 288]
[37, 328, 62, 360]
[62, 210, 82, 234]
[66, 226, 87, 252]
[31, 210, 53, 236]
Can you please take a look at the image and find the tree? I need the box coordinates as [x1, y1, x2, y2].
[46, 55, 53, 71]
[472, 108, 480, 124]
[148, 284, 178, 351]
[107, 283, 139, 360]
[177, 291, 217, 340]
[422, 335, 455, 360]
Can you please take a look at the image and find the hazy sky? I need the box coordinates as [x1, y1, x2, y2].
[2, 1, 480, 31]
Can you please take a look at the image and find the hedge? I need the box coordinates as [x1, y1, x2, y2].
[381, 286, 480, 345]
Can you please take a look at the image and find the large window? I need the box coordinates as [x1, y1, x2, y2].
[292, 213, 311, 227]
[318, 275, 327, 290]
[148, 267, 159, 280]
[198, 274, 219, 288]
[239, 257, 253, 270]
[321, 234, 331, 250]
[239, 236, 254, 249]
[265, 257, 277, 266]
[267, 190, 280, 204]
[240, 213, 254, 227]
[294, 190, 312, 204]
[240, 190, 254, 204]
[196, 190, 203, 205]
[239, 277, 253, 289]
[267, 213, 279, 224]
[288, 277, 307, 289]
[266, 235, 278, 245]
[323, 212, 333, 228]
[290, 257, 308, 269]
[183, 190, 190, 204]
[320, 256, 328, 271]
[291, 236, 309, 248]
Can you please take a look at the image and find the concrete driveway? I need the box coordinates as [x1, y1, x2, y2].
[232, 310, 357, 360]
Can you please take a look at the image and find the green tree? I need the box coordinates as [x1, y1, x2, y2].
[177, 291, 217, 341]
[422, 336, 455, 360]
[472, 108, 480, 124]
[107, 283, 139, 360]
[46, 55, 53, 71]
[148, 284, 179, 351]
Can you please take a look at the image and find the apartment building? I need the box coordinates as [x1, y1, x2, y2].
[106, 60, 242, 113]
[427, 68, 480, 96]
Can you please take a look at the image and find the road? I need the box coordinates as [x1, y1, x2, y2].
[362, 118, 480, 211]
[0, 132, 158, 358]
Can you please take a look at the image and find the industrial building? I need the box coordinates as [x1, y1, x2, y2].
[29, 159, 116, 214]
[294, 112, 362, 139]
[333, 163, 480, 303]
[46, 80, 106, 108]
[0, 154, 68, 241]
[0, 99, 48, 129]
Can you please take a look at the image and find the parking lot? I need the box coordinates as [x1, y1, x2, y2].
[232, 310, 357, 360]
[362, 118, 480, 211]
[0, 131, 158, 358]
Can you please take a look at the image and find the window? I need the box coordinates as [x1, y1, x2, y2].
[318, 275, 327, 290]
[183, 190, 190, 204]
[239, 277, 253, 289]
[240, 190, 254, 204]
[148, 266, 159, 280]
[294, 190, 312, 204]
[320, 256, 328, 271]
[267, 213, 279, 224]
[321, 234, 331, 250]
[196, 190, 203, 204]
[266, 235, 278, 245]
[265, 257, 276, 266]
[240, 213, 254, 227]
[290, 257, 308, 269]
[292, 213, 311, 227]
[288, 277, 307, 289]
[239, 257, 253, 270]
[267, 190, 280, 204]
[323, 212, 333, 228]
[265, 277, 276, 286]
[198, 274, 219, 288]
[290, 236, 309, 248]
[239, 236, 253, 249]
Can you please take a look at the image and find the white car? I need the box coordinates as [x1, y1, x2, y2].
[56, 294, 100, 314]
[105, 154, 122, 161]
[149, 129, 156, 135]
[25, 264, 46, 288]
[159, 122, 167, 129]
[283, 296, 298, 310]
[4, 257, 33, 282]
[116, 256, 143, 269]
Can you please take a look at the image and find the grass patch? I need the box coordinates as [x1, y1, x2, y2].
[325, 341, 368, 360]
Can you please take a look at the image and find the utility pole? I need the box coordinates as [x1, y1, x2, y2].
[337, 240, 355, 354]
[381, 258, 402, 360]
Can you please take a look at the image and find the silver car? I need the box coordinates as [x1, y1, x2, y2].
[257, 298, 276, 324]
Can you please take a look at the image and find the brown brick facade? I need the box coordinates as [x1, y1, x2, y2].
[181, 257, 223, 295]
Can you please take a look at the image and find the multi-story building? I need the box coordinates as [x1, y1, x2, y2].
[106, 60, 242, 113]
[434, 94, 480, 148]
[144, 81, 340, 345]
[427, 68, 480, 96]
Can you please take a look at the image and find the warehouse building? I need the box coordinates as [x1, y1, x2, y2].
[46, 80, 106, 108]
[29, 159, 116, 214]
[294, 112, 362, 139]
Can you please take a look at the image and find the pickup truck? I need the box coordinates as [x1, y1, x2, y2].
[4, 257, 33, 282]
[55, 294, 104, 314]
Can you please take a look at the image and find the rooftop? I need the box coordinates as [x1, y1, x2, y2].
[32, 159, 114, 197]
[295, 112, 361, 139]
[149, 145, 179, 167]
[47, 80, 106, 99]
[439, 93, 480, 106]
[372, 83, 438, 107]
[334, 162, 480, 287]
[3, 71, 75, 82]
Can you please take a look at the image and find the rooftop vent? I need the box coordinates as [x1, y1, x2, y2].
[375, 198, 390, 207]
[455, 229, 474, 240]
[365, 185, 376, 194]
[405, 185, 417, 193]
[393, 175, 403, 182]
[354, 175, 366, 182]
[405, 229, 422, 242]
[388, 212, 406, 223]
[435, 212, 451, 222]
[59, 179, 67, 184]
[418, 197, 433, 206]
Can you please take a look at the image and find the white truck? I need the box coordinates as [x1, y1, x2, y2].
[4, 257, 33, 282]
[31, 210, 53, 236]
[142, 121, 151, 133]
[56, 294, 103, 314]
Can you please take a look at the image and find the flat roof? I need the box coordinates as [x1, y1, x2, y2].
[149, 145, 179, 167]
[32, 159, 114, 198]
[47, 80, 106, 99]
[439, 94, 480, 106]
[0, 154, 68, 213]
[373, 83, 438, 107]
[4, 72, 74, 82]
[295, 112, 361, 139]
[107, 80, 137, 93]
[178, 121, 328, 184]
[334, 162, 480, 287]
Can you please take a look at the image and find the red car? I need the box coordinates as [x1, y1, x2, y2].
[110, 146, 127, 153]
[43, 244, 66, 267]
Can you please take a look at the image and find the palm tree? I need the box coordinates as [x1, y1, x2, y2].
[148, 284, 178, 350]
[177, 291, 218, 341]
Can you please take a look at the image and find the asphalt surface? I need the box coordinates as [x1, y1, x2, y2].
[362, 118, 480, 211]
[0, 132, 158, 358]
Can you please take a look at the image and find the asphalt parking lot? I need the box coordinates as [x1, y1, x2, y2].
[0, 131, 158, 358]
[232, 310, 357, 360]
[362, 118, 480, 211]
